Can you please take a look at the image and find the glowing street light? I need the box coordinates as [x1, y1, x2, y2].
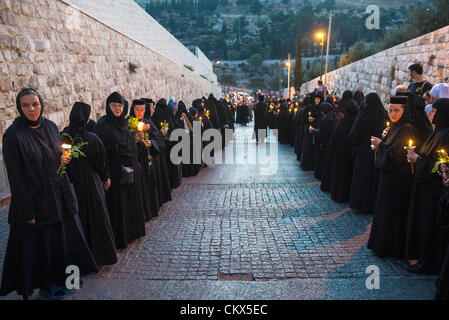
[315, 32, 326, 81]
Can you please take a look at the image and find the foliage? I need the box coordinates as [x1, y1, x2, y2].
[432, 149, 449, 176]
[293, 33, 303, 91]
[57, 133, 88, 175]
[184, 64, 194, 72]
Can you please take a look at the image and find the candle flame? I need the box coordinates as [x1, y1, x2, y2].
[386, 122, 390, 127]
[137, 122, 144, 132]
[409, 139, 413, 148]
[61, 144, 72, 150]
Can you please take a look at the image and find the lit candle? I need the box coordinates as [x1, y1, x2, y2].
[294, 108, 298, 113]
[137, 121, 144, 132]
[409, 139, 413, 148]
[61, 144, 71, 157]
[386, 122, 390, 128]
[308, 112, 311, 116]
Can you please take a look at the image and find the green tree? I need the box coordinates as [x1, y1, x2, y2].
[293, 33, 303, 91]
[248, 53, 263, 70]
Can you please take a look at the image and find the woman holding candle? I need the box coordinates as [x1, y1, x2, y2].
[368, 96, 417, 258]
[62, 102, 118, 266]
[94, 92, 146, 249]
[300, 92, 323, 171]
[0, 89, 97, 300]
[405, 98, 449, 273]
[174, 101, 199, 177]
[129, 99, 160, 220]
[348, 93, 386, 214]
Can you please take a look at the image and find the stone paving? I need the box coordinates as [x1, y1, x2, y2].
[0, 123, 438, 300]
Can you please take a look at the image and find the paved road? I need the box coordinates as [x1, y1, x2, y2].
[0, 123, 438, 300]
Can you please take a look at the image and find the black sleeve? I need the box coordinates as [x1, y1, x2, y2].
[3, 133, 37, 222]
[93, 124, 111, 180]
[89, 134, 109, 182]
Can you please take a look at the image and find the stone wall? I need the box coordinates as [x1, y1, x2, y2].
[0, 0, 221, 191]
[61, 0, 216, 82]
[300, 25, 449, 101]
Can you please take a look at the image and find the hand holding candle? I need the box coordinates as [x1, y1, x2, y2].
[404, 139, 416, 174]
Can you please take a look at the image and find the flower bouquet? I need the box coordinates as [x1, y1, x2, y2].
[161, 120, 169, 131]
[57, 133, 88, 175]
[432, 149, 449, 176]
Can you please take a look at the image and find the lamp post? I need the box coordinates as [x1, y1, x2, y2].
[215, 60, 221, 90]
[286, 53, 291, 100]
[316, 32, 325, 81]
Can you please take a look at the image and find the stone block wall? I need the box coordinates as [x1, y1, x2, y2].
[0, 0, 221, 191]
[300, 25, 449, 102]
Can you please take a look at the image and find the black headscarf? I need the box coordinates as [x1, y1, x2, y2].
[385, 96, 412, 145]
[64, 102, 91, 142]
[364, 92, 384, 120]
[130, 99, 146, 119]
[389, 96, 411, 127]
[420, 99, 449, 157]
[16, 88, 44, 127]
[432, 98, 449, 129]
[189, 107, 198, 118]
[106, 92, 128, 130]
[337, 90, 353, 113]
[319, 102, 335, 115]
[353, 90, 365, 106]
[141, 98, 154, 120]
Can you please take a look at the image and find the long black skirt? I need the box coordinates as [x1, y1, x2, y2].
[0, 214, 98, 299]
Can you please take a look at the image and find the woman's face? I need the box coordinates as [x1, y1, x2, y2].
[110, 102, 123, 117]
[314, 97, 321, 106]
[133, 105, 145, 120]
[388, 104, 404, 123]
[20, 94, 41, 122]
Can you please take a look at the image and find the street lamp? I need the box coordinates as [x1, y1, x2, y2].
[316, 32, 325, 80]
[285, 53, 291, 100]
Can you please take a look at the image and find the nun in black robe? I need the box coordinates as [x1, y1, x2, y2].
[142, 98, 172, 206]
[348, 93, 385, 214]
[329, 98, 359, 202]
[1, 89, 97, 300]
[153, 99, 182, 189]
[311, 103, 325, 179]
[278, 102, 291, 145]
[174, 101, 197, 177]
[368, 96, 417, 258]
[94, 92, 145, 249]
[254, 96, 268, 143]
[316, 103, 337, 192]
[129, 100, 160, 220]
[62, 102, 117, 266]
[300, 93, 323, 171]
[295, 97, 312, 161]
[206, 94, 222, 130]
[408, 93, 433, 149]
[405, 98, 449, 273]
